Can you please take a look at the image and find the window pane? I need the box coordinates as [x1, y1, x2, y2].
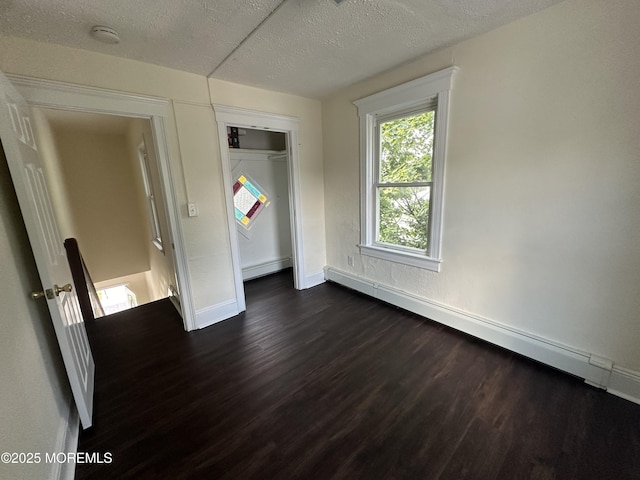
[377, 186, 430, 251]
[379, 110, 434, 183]
[233, 174, 269, 229]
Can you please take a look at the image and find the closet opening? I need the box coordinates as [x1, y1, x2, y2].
[228, 126, 294, 290]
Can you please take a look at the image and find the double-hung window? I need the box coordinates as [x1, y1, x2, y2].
[354, 67, 457, 271]
[138, 142, 163, 252]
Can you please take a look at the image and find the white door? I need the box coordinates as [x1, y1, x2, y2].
[0, 72, 95, 429]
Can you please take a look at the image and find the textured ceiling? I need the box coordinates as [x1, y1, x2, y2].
[0, 0, 563, 98]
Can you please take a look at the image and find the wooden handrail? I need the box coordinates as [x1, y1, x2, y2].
[64, 238, 105, 321]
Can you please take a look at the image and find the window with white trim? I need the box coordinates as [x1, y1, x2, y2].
[354, 67, 457, 272]
[138, 142, 163, 252]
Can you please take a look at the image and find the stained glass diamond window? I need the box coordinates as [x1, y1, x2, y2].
[233, 174, 269, 229]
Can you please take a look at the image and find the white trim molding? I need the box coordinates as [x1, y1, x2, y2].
[243, 258, 292, 281]
[303, 271, 326, 289]
[353, 67, 458, 272]
[212, 104, 306, 313]
[609, 367, 640, 405]
[7, 74, 197, 332]
[6, 74, 168, 117]
[195, 299, 240, 329]
[324, 267, 640, 405]
[52, 398, 79, 480]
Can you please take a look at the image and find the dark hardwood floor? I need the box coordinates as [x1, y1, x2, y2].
[77, 270, 640, 479]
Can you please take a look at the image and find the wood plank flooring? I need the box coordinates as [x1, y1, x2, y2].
[77, 270, 640, 479]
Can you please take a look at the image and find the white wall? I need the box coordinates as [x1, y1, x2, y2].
[322, 0, 640, 371]
[126, 118, 177, 302]
[0, 16, 327, 473]
[0, 35, 327, 316]
[53, 128, 150, 283]
[0, 35, 216, 311]
[230, 150, 292, 278]
[31, 113, 172, 305]
[0, 148, 71, 480]
[172, 101, 237, 310]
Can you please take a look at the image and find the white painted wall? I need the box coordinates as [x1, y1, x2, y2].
[0, 0, 636, 457]
[53, 128, 150, 283]
[126, 118, 177, 302]
[0, 148, 71, 480]
[0, 35, 214, 310]
[0, 23, 326, 472]
[172, 101, 237, 310]
[230, 150, 292, 278]
[322, 0, 640, 371]
[30, 113, 172, 305]
[0, 35, 327, 314]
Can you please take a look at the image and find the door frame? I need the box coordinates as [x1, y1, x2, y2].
[213, 105, 305, 312]
[8, 74, 197, 331]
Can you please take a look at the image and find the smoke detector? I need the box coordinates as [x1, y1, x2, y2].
[90, 25, 120, 44]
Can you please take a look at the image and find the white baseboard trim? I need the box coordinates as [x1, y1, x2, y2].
[53, 399, 79, 480]
[324, 267, 640, 405]
[168, 284, 181, 317]
[242, 257, 291, 281]
[608, 366, 640, 405]
[302, 271, 326, 289]
[195, 299, 240, 329]
[168, 293, 182, 317]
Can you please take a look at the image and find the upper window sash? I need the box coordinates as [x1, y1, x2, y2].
[374, 104, 436, 186]
[354, 66, 457, 272]
[375, 101, 437, 124]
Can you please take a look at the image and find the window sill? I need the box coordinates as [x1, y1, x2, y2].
[359, 244, 441, 272]
[152, 239, 164, 253]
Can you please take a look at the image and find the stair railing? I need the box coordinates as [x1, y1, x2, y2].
[64, 238, 105, 321]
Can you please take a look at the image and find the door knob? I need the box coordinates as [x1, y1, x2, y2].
[31, 288, 53, 300]
[54, 283, 73, 296]
[31, 284, 72, 300]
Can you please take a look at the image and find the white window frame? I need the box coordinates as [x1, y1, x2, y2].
[138, 142, 164, 252]
[354, 66, 457, 272]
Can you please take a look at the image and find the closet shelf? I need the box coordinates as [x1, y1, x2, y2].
[228, 148, 286, 156]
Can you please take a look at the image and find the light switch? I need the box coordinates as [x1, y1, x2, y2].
[187, 202, 198, 217]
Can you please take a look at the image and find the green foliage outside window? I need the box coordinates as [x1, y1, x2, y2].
[378, 110, 434, 251]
